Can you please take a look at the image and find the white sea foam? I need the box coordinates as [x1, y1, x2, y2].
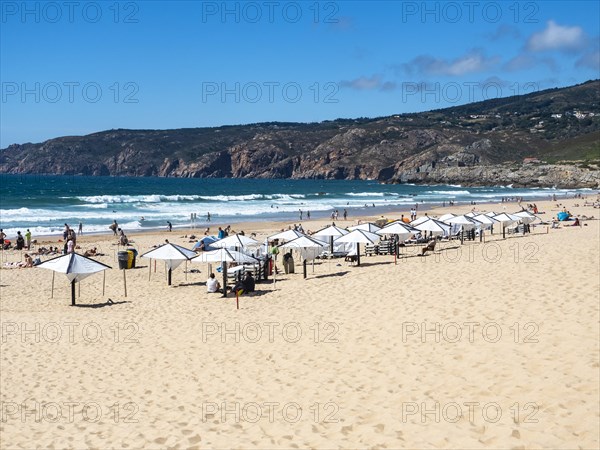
[74, 193, 307, 204]
[426, 190, 471, 195]
[4, 184, 595, 238]
[346, 192, 386, 197]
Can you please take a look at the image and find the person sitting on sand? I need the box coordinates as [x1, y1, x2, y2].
[192, 240, 206, 252]
[34, 246, 47, 255]
[572, 218, 580, 226]
[242, 272, 255, 293]
[206, 273, 221, 293]
[119, 229, 129, 246]
[232, 272, 255, 295]
[84, 247, 98, 257]
[420, 239, 436, 256]
[18, 254, 34, 268]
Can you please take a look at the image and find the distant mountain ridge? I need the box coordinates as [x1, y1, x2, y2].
[2, 80, 599, 188]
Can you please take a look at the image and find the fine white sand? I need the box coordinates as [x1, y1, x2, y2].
[1, 198, 598, 449]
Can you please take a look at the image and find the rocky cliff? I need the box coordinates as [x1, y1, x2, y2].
[2, 80, 599, 188]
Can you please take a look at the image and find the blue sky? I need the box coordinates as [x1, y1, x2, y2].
[1, 1, 599, 147]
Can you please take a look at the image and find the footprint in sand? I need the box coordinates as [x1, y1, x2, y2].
[341, 425, 353, 435]
[188, 434, 202, 444]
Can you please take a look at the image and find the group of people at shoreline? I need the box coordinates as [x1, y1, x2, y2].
[1, 194, 597, 262]
[1, 229, 31, 251]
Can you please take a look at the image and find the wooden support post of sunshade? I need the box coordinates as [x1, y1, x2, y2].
[222, 262, 227, 298]
[123, 268, 127, 297]
[71, 280, 76, 306]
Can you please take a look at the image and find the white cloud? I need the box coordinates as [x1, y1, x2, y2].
[576, 50, 600, 70]
[487, 24, 521, 41]
[504, 54, 558, 72]
[340, 75, 382, 90]
[339, 74, 397, 91]
[527, 20, 586, 52]
[401, 50, 499, 76]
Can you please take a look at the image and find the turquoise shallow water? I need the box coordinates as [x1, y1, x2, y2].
[0, 174, 592, 237]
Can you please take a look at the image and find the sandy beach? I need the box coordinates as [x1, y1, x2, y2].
[1, 198, 598, 449]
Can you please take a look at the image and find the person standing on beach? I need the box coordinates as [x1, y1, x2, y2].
[167, 221, 172, 232]
[110, 220, 118, 236]
[307, 211, 311, 220]
[299, 209, 303, 220]
[78, 222, 83, 235]
[343, 209, 348, 221]
[269, 240, 280, 274]
[207, 212, 211, 222]
[25, 229, 31, 250]
[0, 229, 5, 247]
[15, 231, 25, 250]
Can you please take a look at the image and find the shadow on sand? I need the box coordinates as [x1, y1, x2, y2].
[174, 281, 205, 287]
[313, 271, 350, 279]
[74, 299, 130, 308]
[225, 289, 271, 298]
